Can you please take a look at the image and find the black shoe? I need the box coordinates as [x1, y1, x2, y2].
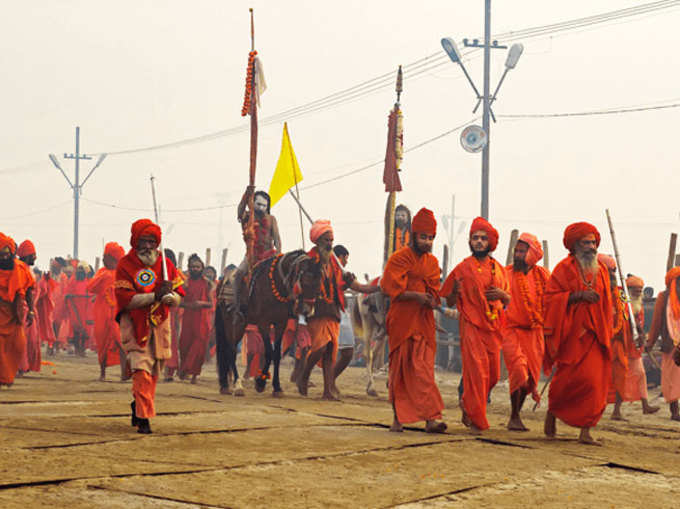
[137, 418, 152, 434]
[130, 401, 140, 427]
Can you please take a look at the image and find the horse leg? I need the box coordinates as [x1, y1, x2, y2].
[231, 312, 246, 397]
[272, 324, 285, 396]
[366, 323, 378, 397]
[255, 325, 273, 393]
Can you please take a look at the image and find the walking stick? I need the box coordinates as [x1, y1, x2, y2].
[532, 369, 554, 411]
[606, 209, 660, 370]
[150, 175, 169, 283]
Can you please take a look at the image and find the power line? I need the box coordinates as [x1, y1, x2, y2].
[87, 0, 680, 157]
[499, 101, 680, 119]
[0, 200, 71, 221]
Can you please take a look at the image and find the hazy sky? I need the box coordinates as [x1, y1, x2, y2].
[1, 1, 679, 290]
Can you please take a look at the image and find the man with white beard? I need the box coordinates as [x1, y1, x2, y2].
[115, 219, 184, 434]
[609, 274, 659, 419]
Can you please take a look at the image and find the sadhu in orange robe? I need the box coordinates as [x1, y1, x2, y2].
[544, 255, 613, 428]
[87, 266, 121, 367]
[503, 261, 549, 402]
[0, 234, 34, 385]
[442, 254, 509, 430]
[382, 246, 444, 425]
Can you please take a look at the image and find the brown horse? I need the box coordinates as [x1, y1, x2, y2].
[215, 250, 321, 396]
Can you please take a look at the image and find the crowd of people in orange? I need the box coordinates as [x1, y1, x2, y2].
[1, 200, 679, 443]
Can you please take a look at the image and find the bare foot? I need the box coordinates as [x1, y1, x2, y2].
[544, 412, 556, 438]
[611, 412, 627, 421]
[296, 378, 308, 397]
[643, 405, 660, 415]
[469, 423, 482, 435]
[425, 420, 447, 434]
[578, 428, 603, 446]
[190, 375, 197, 385]
[671, 414, 680, 422]
[98, 375, 105, 382]
[390, 419, 404, 432]
[507, 416, 529, 431]
[321, 392, 340, 401]
[220, 386, 232, 395]
[461, 409, 471, 428]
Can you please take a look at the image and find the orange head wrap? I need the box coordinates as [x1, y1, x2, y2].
[0, 233, 16, 255]
[104, 241, 125, 261]
[517, 232, 542, 267]
[665, 267, 680, 321]
[597, 253, 616, 271]
[17, 240, 36, 258]
[310, 220, 333, 244]
[411, 208, 437, 236]
[563, 222, 600, 251]
[130, 219, 161, 248]
[625, 275, 644, 289]
[470, 217, 498, 251]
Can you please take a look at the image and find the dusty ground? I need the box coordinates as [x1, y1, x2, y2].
[1, 353, 679, 508]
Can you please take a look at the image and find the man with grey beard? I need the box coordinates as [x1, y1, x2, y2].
[543, 222, 613, 445]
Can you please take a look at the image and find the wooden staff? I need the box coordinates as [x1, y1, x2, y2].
[177, 251, 184, 271]
[220, 248, 228, 274]
[205, 248, 211, 267]
[667, 233, 677, 272]
[150, 175, 168, 281]
[246, 8, 258, 269]
[542, 240, 550, 271]
[505, 229, 519, 266]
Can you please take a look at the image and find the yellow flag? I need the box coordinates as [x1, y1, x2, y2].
[269, 122, 304, 207]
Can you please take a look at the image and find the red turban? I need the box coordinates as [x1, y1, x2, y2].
[17, 240, 36, 258]
[563, 222, 600, 251]
[310, 220, 333, 244]
[411, 208, 437, 236]
[626, 275, 644, 289]
[597, 253, 616, 270]
[517, 232, 542, 267]
[104, 241, 125, 261]
[130, 219, 161, 248]
[0, 233, 16, 254]
[470, 217, 498, 251]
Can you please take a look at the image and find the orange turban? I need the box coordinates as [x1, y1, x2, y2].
[665, 267, 680, 321]
[104, 241, 125, 261]
[470, 217, 498, 251]
[665, 267, 680, 288]
[17, 240, 36, 258]
[0, 233, 16, 254]
[411, 208, 437, 236]
[597, 253, 616, 270]
[310, 220, 333, 244]
[517, 232, 542, 267]
[563, 222, 600, 251]
[625, 275, 644, 289]
[130, 219, 161, 248]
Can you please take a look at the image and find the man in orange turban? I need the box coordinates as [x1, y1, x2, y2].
[501, 233, 549, 431]
[381, 208, 446, 433]
[0, 233, 34, 387]
[17, 240, 40, 374]
[297, 219, 378, 400]
[543, 222, 612, 445]
[88, 241, 126, 381]
[441, 217, 509, 433]
[646, 267, 680, 421]
[607, 273, 659, 419]
[115, 219, 185, 433]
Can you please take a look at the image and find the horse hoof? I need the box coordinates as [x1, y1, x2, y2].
[234, 388, 245, 397]
[367, 389, 378, 397]
[272, 389, 284, 398]
[255, 379, 266, 393]
[220, 386, 232, 395]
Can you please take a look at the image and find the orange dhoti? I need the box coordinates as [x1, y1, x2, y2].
[549, 332, 611, 428]
[0, 302, 26, 385]
[502, 326, 542, 401]
[622, 356, 648, 402]
[132, 370, 158, 418]
[460, 320, 501, 431]
[307, 316, 340, 365]
[661, 352, 680, 403]
[389, 336, 443, 424]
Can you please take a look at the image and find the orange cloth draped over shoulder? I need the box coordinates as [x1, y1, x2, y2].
[544, 255, 613, 428]
[381, 245, 443, 424]
[503, 261, 549, 401]
[87, 267, 121, 367]
[0, 234, 34, 385]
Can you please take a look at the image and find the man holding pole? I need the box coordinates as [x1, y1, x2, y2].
[115, 219, 184, 434]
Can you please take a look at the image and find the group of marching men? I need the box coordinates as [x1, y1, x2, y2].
[383, 211, 680, 444]
[3, 192, 680, 441]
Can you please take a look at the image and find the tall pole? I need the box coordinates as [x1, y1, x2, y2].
[74, 126, 80, 258]
[481, 0, 491, 219]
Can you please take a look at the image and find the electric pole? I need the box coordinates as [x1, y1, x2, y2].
[441, 0, 523, 219]
[49, 127, 107, 259]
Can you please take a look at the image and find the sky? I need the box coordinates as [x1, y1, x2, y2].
[1, 1, 679, 291]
